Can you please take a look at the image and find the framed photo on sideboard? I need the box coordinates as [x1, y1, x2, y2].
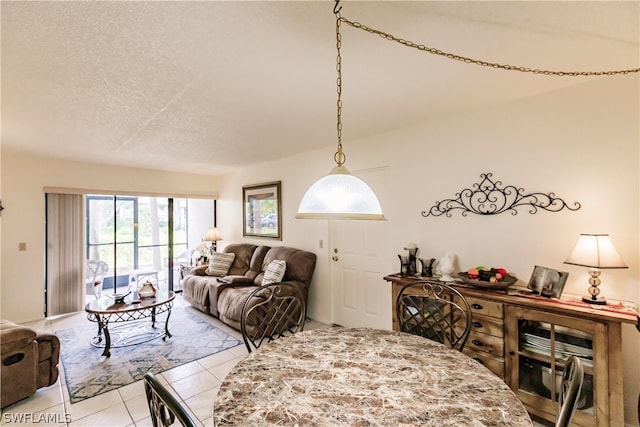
[527, 265, 569, 299]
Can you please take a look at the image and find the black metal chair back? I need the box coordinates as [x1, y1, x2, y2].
[240, 282, 306, 353]
[555, 356, 585, 427]
[395, 280, 472, 351]
[144, 372, 197, 427]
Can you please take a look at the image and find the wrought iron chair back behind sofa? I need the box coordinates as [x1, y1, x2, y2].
[240, 282, 306, 353]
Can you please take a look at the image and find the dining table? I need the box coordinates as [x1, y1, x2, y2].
[214, 327, 533, 426]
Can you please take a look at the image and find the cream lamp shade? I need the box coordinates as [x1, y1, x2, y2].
[564, 233, 627, 305]
[203, 227, 222, 242]
[203, 227, 222, 253]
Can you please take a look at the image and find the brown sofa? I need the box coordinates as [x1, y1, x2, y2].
[182, 244, 316, 331]
[0, 320, 60, 408]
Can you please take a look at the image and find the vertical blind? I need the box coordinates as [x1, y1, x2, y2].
[46, 193, 84, 315]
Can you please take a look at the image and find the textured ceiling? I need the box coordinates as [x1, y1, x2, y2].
[2, 1, 638, 175]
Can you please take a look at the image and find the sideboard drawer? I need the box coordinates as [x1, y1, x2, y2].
[463, 347, 505, 379]
[469, 313, 503, 338]
[458, 295, 504, 319]
[465, 330, 504, 357]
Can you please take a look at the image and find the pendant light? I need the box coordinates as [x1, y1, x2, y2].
[296, 0, 385, 221]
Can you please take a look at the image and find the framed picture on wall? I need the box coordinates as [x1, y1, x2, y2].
[527, 265, 569, 299]
[243, 181, 282, 240]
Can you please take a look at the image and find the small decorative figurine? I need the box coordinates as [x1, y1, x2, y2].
[438, 252, 455, 282]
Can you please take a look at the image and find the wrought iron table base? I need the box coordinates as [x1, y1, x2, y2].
[90, 311, 173, 357]
[87, 300, 174, 357]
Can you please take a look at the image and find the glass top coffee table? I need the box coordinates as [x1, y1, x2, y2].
[85, 290, 175, 357]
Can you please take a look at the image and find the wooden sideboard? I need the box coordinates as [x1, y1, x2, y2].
[384, 274, 639, 427]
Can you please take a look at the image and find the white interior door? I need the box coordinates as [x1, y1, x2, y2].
[329, 167, 392, 329]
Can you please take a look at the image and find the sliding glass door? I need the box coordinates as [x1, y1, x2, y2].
[86, 195, 188, 294]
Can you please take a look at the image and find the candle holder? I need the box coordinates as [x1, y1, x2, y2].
[421, 258, 436, 277]
[398, 255, 414, 276]
[399, 243, 420, 276]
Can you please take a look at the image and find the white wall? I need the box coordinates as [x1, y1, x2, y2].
[187, 199, 216, 252]
[216, 75, 639, 424]
[0, 149, 220, 321]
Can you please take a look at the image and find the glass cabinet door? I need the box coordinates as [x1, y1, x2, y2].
[506, 306, 606, 426]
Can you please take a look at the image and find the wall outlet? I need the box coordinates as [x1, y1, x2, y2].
[19, 242, 27, 251]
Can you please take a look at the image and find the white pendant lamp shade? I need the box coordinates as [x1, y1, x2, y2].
[296, 166, 385, 220]
[295, 1, 384, 221]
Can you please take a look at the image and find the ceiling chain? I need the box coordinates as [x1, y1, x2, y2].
[340, 17, 640, 76]
[334, 3, 345, 167]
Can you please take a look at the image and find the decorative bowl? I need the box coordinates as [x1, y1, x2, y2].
[138, 282, 157, 298]
[456, 272, 517, 290]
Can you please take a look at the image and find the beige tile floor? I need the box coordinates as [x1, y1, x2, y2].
[1, 294, 546, 427]
[0, 294, 326, 427]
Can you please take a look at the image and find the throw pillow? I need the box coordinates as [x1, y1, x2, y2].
[262, 260, 286, 286]
[191, 265, 209, 276]
[206, 252, 236, 277]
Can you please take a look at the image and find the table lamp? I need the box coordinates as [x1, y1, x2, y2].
[203, 227, 223, 254]
[564, 233, 627, 305]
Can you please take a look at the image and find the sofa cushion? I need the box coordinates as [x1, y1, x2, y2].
[217, 286, 257, 330]
[223, 244, 259, 276]
[259, 247, 317, 288]
[181, 275, 212, 311]
[262, 260, 286, 285]
[245, 246, 271, 283]
[206, 252, 236, 277]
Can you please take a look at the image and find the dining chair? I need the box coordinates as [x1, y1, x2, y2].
[240, 282, 306, 353]
[144, 372, 197, 427]
[395, 280, 472, 351]
[555, 356, 585, 427]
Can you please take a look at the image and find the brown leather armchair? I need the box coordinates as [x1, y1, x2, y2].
[0, 319, 60, 408]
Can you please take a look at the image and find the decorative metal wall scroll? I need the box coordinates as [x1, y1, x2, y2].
[422, 173, 581, 217]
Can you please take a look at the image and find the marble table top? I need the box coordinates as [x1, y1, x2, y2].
[214, 327, 532, 426]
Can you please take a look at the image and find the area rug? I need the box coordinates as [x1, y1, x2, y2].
[56, 306, 242, 403]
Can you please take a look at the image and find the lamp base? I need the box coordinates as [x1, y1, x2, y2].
[582, 296, 607, 305]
